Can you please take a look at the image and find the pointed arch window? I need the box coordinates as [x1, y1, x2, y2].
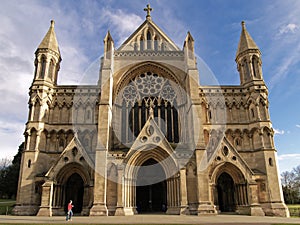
[251, 108, 255, 118]
[40, 56, 47, 79]
[147, 31, 151, 50]
[140, 36, 144, 51]
[48, 59, 55, 80]
[154, 36, 158, 51]
[243, 59, 251, 81]
[252, 56, 260, 78]
[119, 72, 180, 144]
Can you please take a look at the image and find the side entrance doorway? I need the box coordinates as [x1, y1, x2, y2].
[217, 172, 236, 212]
[65, 173, 84, 213]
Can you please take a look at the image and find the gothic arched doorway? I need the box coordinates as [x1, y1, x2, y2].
[217, 172, 236, 212]
[136, 158, 167, 213]
[65, 173, 84, 213]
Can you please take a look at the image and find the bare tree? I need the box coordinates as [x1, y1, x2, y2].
[293, 165, 300, 184]
[281, 166, 300, 204]
[0, 158, 12, 170]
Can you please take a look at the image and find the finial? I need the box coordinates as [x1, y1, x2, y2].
[144, 4, 153, 20]
[241, 21, 245, 29]
[50, 20, 55, 28]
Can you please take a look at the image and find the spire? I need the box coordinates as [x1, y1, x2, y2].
[38, 20, 60, 54]
[236, 21, 260, 59]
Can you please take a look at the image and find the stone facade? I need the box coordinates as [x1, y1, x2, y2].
[13, 6, 289, 217]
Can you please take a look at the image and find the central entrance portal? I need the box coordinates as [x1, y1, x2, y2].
[136, 158, 167, 213]
[65, 173, 84, 213]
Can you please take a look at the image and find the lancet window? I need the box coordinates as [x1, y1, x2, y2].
[48, 59, 55, 80]
[40, 56, 46, 78]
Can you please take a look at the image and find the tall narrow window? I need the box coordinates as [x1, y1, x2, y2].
[243, 59, 251, 80]
[121, 101, 127, 143]
[154, 37, 158, 51]
[40, 56, 46, 79]
[161, 43, 165, 51]
[251, 108, 255, 118]
[208, 110, 212, 122]
[166, 102, 173, 141]
[48, 59, 55, 80]
[140, 37, 144, 51]
[173, 102, 179, 143]
[34, 59, 38, 78]
[28, 159, 31, 168]
[133, 103, 139, 137]
[252, 56, 259, 78]
[147, 31, 151, 50]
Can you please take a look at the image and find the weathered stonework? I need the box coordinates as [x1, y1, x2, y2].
[13, 6, 289, 217]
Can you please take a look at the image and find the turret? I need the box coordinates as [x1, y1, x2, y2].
[33, 20, 61, 86]
[28, 20, 61, 124]
[236, 21, 263, 85]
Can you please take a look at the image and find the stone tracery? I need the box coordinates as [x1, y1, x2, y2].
[119, 72, 179, 144]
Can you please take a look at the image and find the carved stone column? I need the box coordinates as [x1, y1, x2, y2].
[179, 168, 189, 215]
[195, 150, 217, 215]
[89, 150, 108, 216]
[37, 181, 54, 216]
[249, 182, 265, 216]
[115, 166, 125, 216]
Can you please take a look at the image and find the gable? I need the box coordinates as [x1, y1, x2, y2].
[125, 110, 175, 159]
[199, 136, 254, 178]
[117, 20, 180, 52]
[45, 137, 94, 179]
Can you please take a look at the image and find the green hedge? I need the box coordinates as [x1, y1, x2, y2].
[0, 200, 15, 215]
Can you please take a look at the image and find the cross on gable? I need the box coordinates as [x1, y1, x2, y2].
[144, 4, 152, 19]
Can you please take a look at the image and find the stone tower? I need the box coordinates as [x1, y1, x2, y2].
[13, 6, 289, 217]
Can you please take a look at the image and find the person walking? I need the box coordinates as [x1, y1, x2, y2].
[66, 200, 74, 221]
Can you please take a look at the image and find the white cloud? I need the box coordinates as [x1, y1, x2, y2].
[261, 1, 300, 89]
[296, 124, 300, 128]
[273, 128, 285, 135]
[0, 1, 93, 159]
[279, 23, 298, 35]
[278, 154, 300, 172]
[100, 8, 143, 46]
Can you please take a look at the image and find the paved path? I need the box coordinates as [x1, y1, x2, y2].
[0, 215, 300, 224]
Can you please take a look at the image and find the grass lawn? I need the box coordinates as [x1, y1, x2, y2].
[0, 199, 16, 215]
[287, 204, 300, 217]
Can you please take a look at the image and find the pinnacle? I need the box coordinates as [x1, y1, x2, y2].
[236, 21, 260, 59]
[37, 20, 60, 54]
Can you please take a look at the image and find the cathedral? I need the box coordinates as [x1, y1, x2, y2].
[13, 5, 289, 217]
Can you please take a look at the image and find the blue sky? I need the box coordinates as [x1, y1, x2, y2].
[0, 0, 299, 173]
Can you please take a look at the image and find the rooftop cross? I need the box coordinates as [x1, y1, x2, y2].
[144, 4, 152, 20]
